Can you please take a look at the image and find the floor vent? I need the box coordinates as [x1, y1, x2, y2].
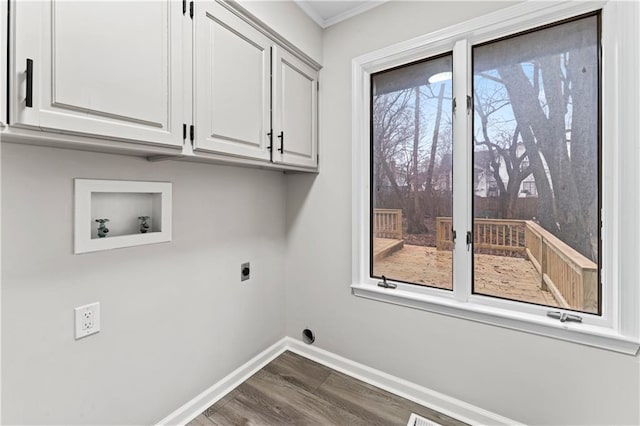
[407, 413, 443, 426]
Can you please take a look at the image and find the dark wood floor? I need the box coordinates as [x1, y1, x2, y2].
[188, 351, 466, 426]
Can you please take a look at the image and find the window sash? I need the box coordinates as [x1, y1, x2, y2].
[369, 52, 455, 292]
[469, 12, 602, 315]
[352, 0, 640, 354]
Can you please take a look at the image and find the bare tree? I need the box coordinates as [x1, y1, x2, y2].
[495, 52, 597, 260]
[373, 81, 453, 239]
[407, 86, 427, 233]
[473, 81, 532, 219]
[372, 89, 413, 209]
[424, 83, 447, 218]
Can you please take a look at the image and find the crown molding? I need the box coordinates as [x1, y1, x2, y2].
[294, 1, 389, 29]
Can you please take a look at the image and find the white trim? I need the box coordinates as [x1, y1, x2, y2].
[154, 338, 289, 426]
[293, 1, 388, 29]
[603, 0, 640, 341]
[351, 284, 640, 355]
[351, 0, 640, 354]
[0, 4, 5, 422]
[322, 2, 388, 29]
[451, 39, 472, 303]
[292, 1, 324, 28]
[155, 337, 521, 426]
[0, 0, 7, 128]
[352, 1, 605, 70]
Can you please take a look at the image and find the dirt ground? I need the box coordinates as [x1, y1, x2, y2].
[373, 244, 559, 307]
[402, 218, 437, 247]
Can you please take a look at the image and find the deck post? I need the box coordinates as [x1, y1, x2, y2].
[582, 269, 598, 313]
[540, 237, 548, 291]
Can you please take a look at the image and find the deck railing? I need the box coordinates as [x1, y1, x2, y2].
[435, 217, 455, 251]
[524, 221, 598, 312]
[373, 209, 403, 240]
[436, 217, 526, 253]
[435, 217, 597, 312]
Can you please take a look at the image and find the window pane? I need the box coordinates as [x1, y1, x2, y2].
[472, 15, 600, 314]
[371, 54, 453, 289]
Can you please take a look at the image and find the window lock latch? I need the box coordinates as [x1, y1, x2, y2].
[547, 311, 583, 323]
[377, 275, 397, 290]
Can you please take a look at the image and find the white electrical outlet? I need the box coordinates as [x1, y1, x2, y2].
[75, 302, 100, 339]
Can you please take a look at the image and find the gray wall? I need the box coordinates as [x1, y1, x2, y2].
[1, 144, 287, 424]
[3, 1, 639, 425]
[284, 2, 640, 425]
[1, 2, 320, 424]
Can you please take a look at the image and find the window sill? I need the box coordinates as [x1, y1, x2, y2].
[351, 283, 640, 355]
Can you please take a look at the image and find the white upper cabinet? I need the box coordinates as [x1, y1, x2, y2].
[272, 47, 319, 169]
[193, 2, 272, 160]
[192, 1, 320, 169]
[10, 1, 184, 147]
[5, 0, 321, 170]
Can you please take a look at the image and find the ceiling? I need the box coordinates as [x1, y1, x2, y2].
[294, 0, 388, 28]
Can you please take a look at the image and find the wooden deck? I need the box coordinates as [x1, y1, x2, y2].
[435, 217, 597, 312]
[372, 212, 593, 310]
[373, 238, 404, 261]
[373, 243, 559, 307]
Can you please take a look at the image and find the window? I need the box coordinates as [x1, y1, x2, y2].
[352, 1, 640, 354]
[472, 14, 600, 314]
[371, 54, 453, 290]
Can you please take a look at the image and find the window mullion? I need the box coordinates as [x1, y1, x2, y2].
[452, 39, 472, 302]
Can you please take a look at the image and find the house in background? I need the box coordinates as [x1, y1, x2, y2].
[1, 1, 639, 425]
[474, 144, 538, 199]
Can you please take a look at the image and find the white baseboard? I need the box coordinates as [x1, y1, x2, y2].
[156, 336, 521, 426]
[284, 337, 522, 426]
[155, 338, 289, 426]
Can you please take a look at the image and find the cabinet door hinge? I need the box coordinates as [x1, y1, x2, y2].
[452, 97, 457, 114]
[466, 231, 472, 251]
[189, 124, 194, 146]
[189, 1, 194, 19]
[466, 95, 472, 114]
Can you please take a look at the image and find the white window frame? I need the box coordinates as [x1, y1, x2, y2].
[351, 0, 640, 354]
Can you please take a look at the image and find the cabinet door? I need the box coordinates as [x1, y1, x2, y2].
[272, 46, 318, 169]
[10, 1, 184, 147]
[193, 2, 272, 161]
